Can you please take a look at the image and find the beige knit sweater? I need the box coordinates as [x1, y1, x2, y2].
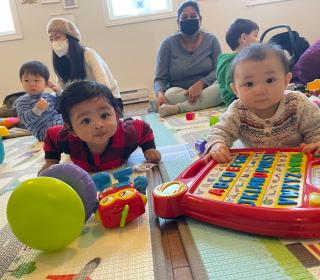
[207, 91, 320, 151]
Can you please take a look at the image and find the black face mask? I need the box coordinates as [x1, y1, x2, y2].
[180, 19, 200, 35]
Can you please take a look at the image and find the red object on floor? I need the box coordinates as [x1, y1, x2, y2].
[153, 147, 320, 238]
[186, 112, 195, 120]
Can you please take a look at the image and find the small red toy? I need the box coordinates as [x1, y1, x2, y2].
[98, 185, 147, 228]
[185, 112, 195, 120]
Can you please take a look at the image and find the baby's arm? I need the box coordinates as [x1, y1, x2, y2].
[16, 96, 43, 125]
[38, 159, 60, 175]
[298, 93, 320, 146]
[143, 148, 161, 163]
[204, 103, 240, 162]
[204, 142, 232, 163]
[40, 126, 63, 174]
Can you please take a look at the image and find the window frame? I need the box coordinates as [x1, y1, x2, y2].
[247, 0, 291, 6]
[103, 0, 175, 27]
[0, 0, 23, 42]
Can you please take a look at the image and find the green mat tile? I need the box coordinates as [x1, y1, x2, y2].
[186, 219, 314, 279]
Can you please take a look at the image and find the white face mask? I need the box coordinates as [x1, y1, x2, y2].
[51, 40, 69, 57]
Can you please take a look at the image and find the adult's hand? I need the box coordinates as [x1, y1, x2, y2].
[47, 81, 61, 93]
[156, 91, 167, 108]
[187, 80, 205, 104]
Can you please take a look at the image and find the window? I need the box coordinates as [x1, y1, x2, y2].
[104, 0, 174, 26]
[247, 0, 291, 6]
[0, 0, 22, 41]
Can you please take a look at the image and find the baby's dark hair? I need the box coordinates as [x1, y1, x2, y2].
[231, 43, 290, 81]
[226, 18, 259, 51]
[59, 81, 121, 126]
[19, 61, 50, 82]
[177, 0, 200, 19]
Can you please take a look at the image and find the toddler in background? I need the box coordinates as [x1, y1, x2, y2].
[39, 81, 161, 173]
[205, 43, 320, 163]
[16, 61, 63, 141]
[217, 18, 259, 106]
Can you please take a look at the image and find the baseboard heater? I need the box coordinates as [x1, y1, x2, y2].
[121, 88, 149, 104]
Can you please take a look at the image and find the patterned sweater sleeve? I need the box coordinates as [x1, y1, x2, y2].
[297, 93, 320, 143]
[206, 101, 240, 151]
[16, 96, 42, 125]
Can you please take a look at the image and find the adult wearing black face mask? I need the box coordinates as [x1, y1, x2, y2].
[154, 0, 222, 118]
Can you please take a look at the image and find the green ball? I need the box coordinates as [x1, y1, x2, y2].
[7, 177, 85, 252]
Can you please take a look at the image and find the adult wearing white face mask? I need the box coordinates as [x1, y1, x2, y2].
[46, 18, 123, 111]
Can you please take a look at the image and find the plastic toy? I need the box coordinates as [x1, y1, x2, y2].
[7, 177, 85, 252]
[0, 117, 19, 129]
[39, 163, 98, 221]
[209, 114, 219, 126]
[97, 167, 148, 228]
[307, 79, 320, 92]
[153, 147, 320, 238]
[185, 112, 195, 120]
[91, 171, 112, 192]
[302, 79, 320, 106]
[195, 138, 207, 154]
[0, 126, 9, 164]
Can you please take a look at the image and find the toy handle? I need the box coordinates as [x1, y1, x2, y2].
[179, 158, 211, 179]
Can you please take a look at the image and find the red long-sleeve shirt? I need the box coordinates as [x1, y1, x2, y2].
[44, 119, 156, 172]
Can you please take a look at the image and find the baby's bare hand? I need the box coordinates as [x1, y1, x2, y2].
[300, 142, 320, 154]
[206, 144, 231, 163]
[36, 98, 49, 111]
[144, 149, 161, 163]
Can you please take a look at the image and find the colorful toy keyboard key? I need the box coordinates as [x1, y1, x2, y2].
[153, 148, 320, 238]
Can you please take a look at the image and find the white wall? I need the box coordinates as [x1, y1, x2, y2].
[0, 0, 319, 102]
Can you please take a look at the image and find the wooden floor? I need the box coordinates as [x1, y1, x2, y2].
[151, 167, 194, 280]
[128, 101, 194, 279]
[160, 218, 193, 280]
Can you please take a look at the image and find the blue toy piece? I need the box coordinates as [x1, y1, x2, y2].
[0, 126, 9, 164]
[133, 176, 148, 194]
[195, 138, 207, 154]
[91, 172, 112, 192]
[113, 167, 133, 188]
[0, 139, 4, 164]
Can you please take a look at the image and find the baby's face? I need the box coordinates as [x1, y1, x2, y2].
[238, 29, 259, 50]
[231, 52, 292, 119]
[21, 73, 47, 96]
[68, 96, 118, 150]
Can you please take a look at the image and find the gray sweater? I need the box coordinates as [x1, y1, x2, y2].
[154, 31, 221, 93]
